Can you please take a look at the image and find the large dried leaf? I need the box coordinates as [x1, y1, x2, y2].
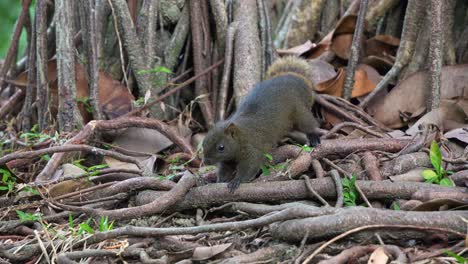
[334, 15, 359, 35]
[315, 64, 379, 98]
[304, 43, 331, 59]
[362, 55, 394, 75]
[365, 35, 400, 58]
[368, 65, 468, 128]
[104, 127, 174, 172]
[304, 15, 360, 59]
[48, 164, 93, 198]
[308, 59, 336, 85]
[277, 40, 315, 57]
[330, 34, 354, 60]
[15, 59, 134, 122]
[445, 127, 468, 144]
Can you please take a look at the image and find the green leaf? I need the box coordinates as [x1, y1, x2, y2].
[0, 168, 12, 182]
[391, 202, 400, 210]
[261, 166, 270, 176]
[422, 169, 438, 182]
[41, 154, 51, 161]
[439, 178, 455, 187]
[68, 214, 74, 229]
[264, 153, 273, 162]
[137, 66, 172, 75]
[0, 186, 9, 191]
[16, 210, 41, 222]
[87, 164, 109, 172]
[443, 250, 467, 263]
[429, 141, 442, 176]
[78, 219, 94, 235]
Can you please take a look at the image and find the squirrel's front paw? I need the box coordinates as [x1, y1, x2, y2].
[308, 134, 321, 147]
[227, 179, 241, 193]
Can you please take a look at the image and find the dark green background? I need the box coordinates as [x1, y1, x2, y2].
[0, 0, 31, 59]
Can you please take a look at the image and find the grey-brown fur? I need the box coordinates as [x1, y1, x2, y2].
[203, 57, 319, 192]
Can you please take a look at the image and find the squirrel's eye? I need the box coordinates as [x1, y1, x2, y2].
[217, 144, 225, 152]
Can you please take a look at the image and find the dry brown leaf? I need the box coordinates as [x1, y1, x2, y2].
[316, 64, 379, 98]
[367, 247, 389, 264]
[304, 43, 331, 59]
[334, 15, 358, 35]
[368, 65, 468, 128]
[308, 59, 336, 85]
[192, 243, 232, 261]
[277, 40, 315, 57]
[411, 198, 468, 211]
[48, 164, 93, 198]
[406, 101, 467, 136]
[15, 59, 134, 123]
[366, 35, 400, 58]
[362, 55, 394, 75]
[330, 34, 354, 60]
[445, 127, 468, 144]
[104, 127, 174, 172]
[304, 15, 360, 59]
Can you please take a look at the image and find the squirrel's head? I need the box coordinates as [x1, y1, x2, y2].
[202, 122, 241, 165]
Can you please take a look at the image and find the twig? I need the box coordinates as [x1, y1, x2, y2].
[123, 60, 224, 118]
[322, 158, 372, 207]
[301, 175, 329, 207]
[329, 170, 343, 208]
[343, 0, 368, 100]
[0, 89, 24, 119]
[0, 144, 144, 171]
[323, 122, 386, 139]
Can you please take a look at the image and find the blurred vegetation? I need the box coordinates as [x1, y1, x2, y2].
[0, 0, 30, 59]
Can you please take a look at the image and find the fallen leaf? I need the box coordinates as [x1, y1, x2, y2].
[411, 198, 468, 211]
[362, 55, 394, 75]
[48, 164, 93, 198]
[192, 243, 232, 261]
[104, 127, 174, 172]
[405, 100, 467, 136]
[315, 64, 379, 98]
[368, 65, 468, 128]
[445, 127, 468, 144]
[330, 34, 355, 60]
[277, 40, 315, 57]
[308, 59, 336, 85]
[15, 59, 134, 123]
[304, 42, 331, 59]
[367, 247, 389, 264]
[334, 15, 359, 35]
[366, 35, 400, 58]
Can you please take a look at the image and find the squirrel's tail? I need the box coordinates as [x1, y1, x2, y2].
[265, 56, 312, 86]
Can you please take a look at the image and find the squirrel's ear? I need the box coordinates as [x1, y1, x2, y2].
[224, 123, 239, 137]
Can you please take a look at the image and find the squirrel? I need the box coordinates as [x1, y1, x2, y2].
[202, 56, 320, 192]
